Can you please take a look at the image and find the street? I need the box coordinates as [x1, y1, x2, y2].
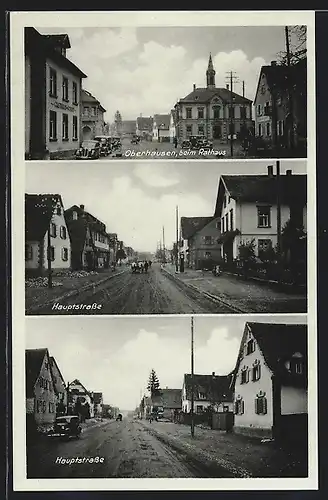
[27, 417, 307, 479]
[34, 263, 235, 315]
[99, 137, 246, 160]
[27, 418, 200, 478]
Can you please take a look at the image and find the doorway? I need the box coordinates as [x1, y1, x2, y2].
[213, 125, 222, 139]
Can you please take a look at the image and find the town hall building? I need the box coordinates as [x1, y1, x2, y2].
[174, 54, 253, 143]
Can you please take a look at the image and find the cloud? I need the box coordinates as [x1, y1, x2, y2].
[52, 28, 267, 121]
[60, 174, 212, 251]
[133, 164, 180, 188]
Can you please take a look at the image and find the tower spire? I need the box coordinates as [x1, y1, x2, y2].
[206, 53, 216, 88]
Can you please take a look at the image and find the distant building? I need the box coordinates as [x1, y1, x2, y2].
[254, 58, 307, 155]
[231, 321, 308, 442]
[25, 194, 71, 276]
[92, 392, 104, 417]
[65, 204, 113, 270]
[136, 116, 153, 140]
[25, 28, 87, 159]
[180, 216, 222, 270]
[81, 89, 106, 140]
[151, 388, 182, 421]
[153, 114, 171, 142]
[174, 54, 253, 143]
[67, 379, 94, 420]
[182, 373, 234, 414]
[121, 120, 136, 138]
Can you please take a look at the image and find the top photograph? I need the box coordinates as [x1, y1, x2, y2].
[24, 25, 307, 161]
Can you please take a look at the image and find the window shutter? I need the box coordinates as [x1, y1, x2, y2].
[241, 400, 245, 414]
[263, 397, 267, 415]
[258, 365, 261, 380]
[255, 398, 258, 414]
[234, 401, 238, 415]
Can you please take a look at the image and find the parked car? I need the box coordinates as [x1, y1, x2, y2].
[181, 139, 191, 149]
[94, 135, 112, 156]
[198, 138, 213, 149]
[50, 415, 82, 439]
[75, 140, 101, 159]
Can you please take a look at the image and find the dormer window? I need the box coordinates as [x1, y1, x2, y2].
[246, 338, 255, 355]
[72, 211, 78, 221]
[290, 352, 304, 374]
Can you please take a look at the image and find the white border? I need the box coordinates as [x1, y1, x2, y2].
[11, 10, 317, 491]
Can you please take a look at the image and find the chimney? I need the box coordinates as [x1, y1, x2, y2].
[80, 204, 85, 210]
[226, 84, 229, 90]
[286, 169, 292, 176]
[271, 60, 277, 66]
[193, 83, 196, 91]
[267, 165, 273, 177]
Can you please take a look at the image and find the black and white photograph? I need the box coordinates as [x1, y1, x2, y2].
[25, 160, 307, 316]
[24, 25, 307, 161]
[24, 315, 309, 480]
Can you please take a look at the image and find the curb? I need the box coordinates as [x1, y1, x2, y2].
[161, 266, 246, 314]
[26, 270, 126, 313]
[139, 421, 252, 478]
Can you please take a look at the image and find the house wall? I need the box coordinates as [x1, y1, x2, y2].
[25, 54, 31, 155]
[42, 201, 71, 271]
[281, 386, 307, 415]
[182, 399, 213, 413]
[50, 361, 67, 409]
[31, 352, 57, 431]
[188, 218, 222, 269]
[45, 59, 81, 157]
[25, 241, 41, 269]
[234, 327, 274, 437]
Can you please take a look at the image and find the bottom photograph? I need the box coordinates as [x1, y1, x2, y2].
[25, 315, 308, 480]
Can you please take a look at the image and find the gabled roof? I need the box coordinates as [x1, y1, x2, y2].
[49, 356, 66, 387]
[81, 89, 106, 112]
[65, 205, 108, 238]
[180, 87, 252, 105]
[153, 114, 171, 129]
[214, 174, 307, 217]
[151, 389, 182, 409]
[69, 379, 89, 393]
[25, 28, 87, 79]
[183, 373, 233, 402]
[136, 116, 153, 131]
[180, 216, 214, 240]
[254, 58, 307, 103]
[25, 194, 64, 241]
[43, 33, 71, 50]
[233, 322, 307, 388]
[25, 348, 49, 398]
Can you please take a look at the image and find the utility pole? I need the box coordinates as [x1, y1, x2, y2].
[276, 160, 282, 282]
[47, 207, 53, 289]
[285, 26, 294, 150]
[66, 382, 70, 415]
[190, 316, 195, 438]
[176, 205, 179, 272]
[225, 71, 239, 158]
[162, 226, 166, 265]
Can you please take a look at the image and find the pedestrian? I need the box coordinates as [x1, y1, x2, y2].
[144, 261, 149, 273]
[174, 136, 178, 149]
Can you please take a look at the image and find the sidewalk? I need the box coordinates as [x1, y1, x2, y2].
[25, 268, 127, 313]
[140, 420, 307, 478]
[162, 264, 306, 313]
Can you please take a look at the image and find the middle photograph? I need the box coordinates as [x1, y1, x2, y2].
[25, 160, 307, 316]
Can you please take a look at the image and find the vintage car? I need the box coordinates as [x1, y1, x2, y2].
[116, 413, 123, 421]
[111, 137, 122, 150]
[75, 140, 101, 159]
[50, 415, 82, 439]
[94, 135, 112, 156]
[198, 138, 213, 149]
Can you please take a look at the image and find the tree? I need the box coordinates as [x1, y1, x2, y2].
[147, 369, 161, 397]
[277, 25, 307, 66]
[237, 239, 256, 278]
[281, 218, 307, 282]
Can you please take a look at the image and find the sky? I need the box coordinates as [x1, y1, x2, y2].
[35, 25, 298, 121]
[25, 160, 307, 253]
[25, 314, 307, 411]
